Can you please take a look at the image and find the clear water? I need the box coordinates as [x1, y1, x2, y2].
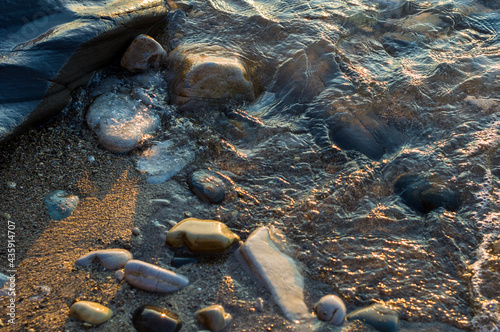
[88, 0, 500, 330]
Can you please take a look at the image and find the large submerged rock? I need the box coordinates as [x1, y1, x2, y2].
[0, 0, 169, 142]
[167, 45, 255, 109]
[238, 226, 311, 323]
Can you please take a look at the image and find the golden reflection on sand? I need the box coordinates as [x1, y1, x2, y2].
[13, 170, 138, 328]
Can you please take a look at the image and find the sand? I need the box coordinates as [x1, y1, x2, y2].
[0, 102, 469, 332]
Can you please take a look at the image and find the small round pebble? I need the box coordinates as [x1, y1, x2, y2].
[115, 269, 125, 281]
[6, 181, 16, 189]
[132, 227, 141, 236]
[314, 294, 346, 325]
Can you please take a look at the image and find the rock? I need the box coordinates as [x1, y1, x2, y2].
[167, 46, 254, 109]
[124, 260, 189, 293]
[115, 269, 125, 282]
[86, 92, 161, 153]
[136, 140, 196, 183]
[394, 174, 461, 214]
[69, 301, 113, 325]
[346, 304, 399, 332]
[132, 227, 141, 236]
[0, 0, 169, 142]
[43, 190, 79, 221]
[75, 249, 133, 270]
[238, 226, 311, 322]
[133, 305, 182, 332]
[121, 34, 167, 73]
[165, 218, 240, 254]
[329, 112, 404, 160]
[194, 305, 232, 332]
[171, 257, 198, 268]
[188, 170, 226, 204]
[314, 295, 346, 325]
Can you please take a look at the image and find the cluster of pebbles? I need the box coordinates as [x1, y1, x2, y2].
[39, 32, 463, 332]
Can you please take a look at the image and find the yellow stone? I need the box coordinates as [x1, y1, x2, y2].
[165, 218, 240, 253]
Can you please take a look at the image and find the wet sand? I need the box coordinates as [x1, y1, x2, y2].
[0, 104, 470, 332]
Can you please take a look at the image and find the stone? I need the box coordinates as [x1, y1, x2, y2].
[136, 140, 195, 183]
[328, 112, 404, 161]
[394, 174, 461, 214]
[165, 218, 240, 254]
[69, 301, 113, 325]
[238, 226, 311, 322]
[121, 34, 167, 73]
[346, 304, 399, 332]
[171, 257, 198, 268]
[124, 259, 189, 293]
[314, 294, 346, 325]
[188, 170, 226, 204]
[0, 0, 169, 142]
[194, 305, 232, 332]
[43, 190, 79, 221]
[86, 92, 161, 153]
[133, 305, 182, 332]
[75, 249, 133, 270]
[167, 46, 254, 109]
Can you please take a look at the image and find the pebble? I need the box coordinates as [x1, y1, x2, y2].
[188, 170, 226, 204]
[346, 304, 399, 332]
[255, 298, 264, 312]
[69, 301, 113, 325]
[6, 181, 16, 189]
[132, 305, 182, 332]
[121, 34, 167, 73]
[132, 227, 141, 236]
[165, 218, 240, 254]
[75, 249, 133, 270]
[194, 305, 232, 332]
[171, 257, 198, 268]
[43, 190, 79, 221]
[238, 226, 311, 322]
[314, 294, 346, 325]
[124, 260, 189, 293]
[394, 174, 461, 213]
[115, 269, 125, 282]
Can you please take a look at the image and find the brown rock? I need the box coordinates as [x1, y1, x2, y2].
[165, 218, 240, 253]
[121, 34, 167, 73]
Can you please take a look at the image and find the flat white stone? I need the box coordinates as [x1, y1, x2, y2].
[239, 226, 311, 322]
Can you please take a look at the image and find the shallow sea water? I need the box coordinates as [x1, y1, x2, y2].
[78, 0, 500, 330]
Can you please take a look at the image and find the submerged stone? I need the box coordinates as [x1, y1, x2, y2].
[121, 34, 167, 73]
[132, 305, 182, 332]
[329, 112, 404, 160]
[86, 92, 161, 153]
[238, 226, 311, 322]
[69, 301, 113, 325]
[188, 170, 226, 204]
[394, 174, 461, 213]
[136, 140, 195, 184]
[165, 218, 240, 254]
[43, 190, 79, 221]
[168, 47, 254, 109]
[346, 304, 399, 332]
[194, 305, 232, 332]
